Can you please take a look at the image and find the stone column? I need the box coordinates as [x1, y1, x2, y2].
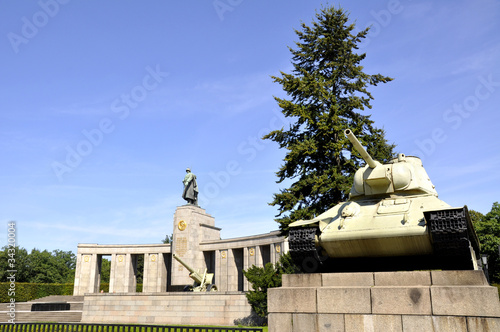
[218, 249, 228, 292]
[143, 253, 152, 292]
[110, 253, 136, 293]
[282, 239, 289, 255]
[157, 253, 167, 292]
[143, 253, 167, 292]
[73, 254, 99, 295]
[89, 254, 101, 293]
[227, 249, 237, 292]
[243, 247, 249, 291]
[109, 253, 117, 293]
[171, 205, 220, 286]
[271, 242, 283, 264]
[73, 253, 83, 295]
[73, 253, 100, 295]
[124, 253, 136, 292]
[255, 245, 263, 267]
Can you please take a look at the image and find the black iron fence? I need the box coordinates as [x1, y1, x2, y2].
[0, 323, 263, 332]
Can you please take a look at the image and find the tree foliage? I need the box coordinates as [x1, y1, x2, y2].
[0, 247, 76, 283]
[264, 5, 395, 234]
[471, 202, 500, 283]
[100, 257, 111, 283]
[162, 234, 173, 244]
[243, 253, 299, 319]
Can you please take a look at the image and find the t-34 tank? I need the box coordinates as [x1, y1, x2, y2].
[288, 129, 480, 272]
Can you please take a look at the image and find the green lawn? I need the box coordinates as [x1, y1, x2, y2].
[0, 324, 267, 332]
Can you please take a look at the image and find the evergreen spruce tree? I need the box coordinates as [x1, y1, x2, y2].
[264, 5, 395, 235]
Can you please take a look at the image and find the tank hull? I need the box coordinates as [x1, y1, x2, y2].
[289, 195, 480, 272]
[318, 195, 449, 258]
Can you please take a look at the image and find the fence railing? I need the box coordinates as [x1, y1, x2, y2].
[0, 323, 263, 332]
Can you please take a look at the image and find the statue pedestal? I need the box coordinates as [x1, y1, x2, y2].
[268, 271, 500, 332]
[170, 205, 220, 286]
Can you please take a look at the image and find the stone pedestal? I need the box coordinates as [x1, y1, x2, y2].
[81, 292, 251, 326]
[171, 205, 220, 286]
[268, 271, 500, 332]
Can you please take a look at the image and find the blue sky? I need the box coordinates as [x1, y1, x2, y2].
[1, 0, 499, 253]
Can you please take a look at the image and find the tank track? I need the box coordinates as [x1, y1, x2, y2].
[289, 227, 320, 272]
[426, 207, 479, 269]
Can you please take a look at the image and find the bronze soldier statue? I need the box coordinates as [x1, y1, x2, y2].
[182, 168, 198, 205]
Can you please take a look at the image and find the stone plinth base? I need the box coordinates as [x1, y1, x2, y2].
[81, 292, 251, 326]
[171, 205, 220, 286]
[268, 271, 500, 332]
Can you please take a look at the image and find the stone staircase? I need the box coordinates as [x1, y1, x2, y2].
[0, 295, 83, 323]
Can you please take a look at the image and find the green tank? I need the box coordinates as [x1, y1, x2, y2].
[288, 129, 480, 272]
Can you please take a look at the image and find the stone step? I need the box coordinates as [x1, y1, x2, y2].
[1, 302, 31, 311]
[1, 301, 83, 312]
[1, 295, 84, 323]
[0, 311, 82, 323]
[29, 295, 84, 303]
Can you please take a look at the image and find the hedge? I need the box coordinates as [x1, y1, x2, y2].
[0, 282, 73, 303]
[0, 282, 143, 302]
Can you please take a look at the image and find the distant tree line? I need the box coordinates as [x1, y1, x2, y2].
[0, 247, 76, 283]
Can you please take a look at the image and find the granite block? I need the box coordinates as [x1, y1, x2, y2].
[317, 287, 371, 314]
[372, 287, 431, 315]
[431, 316, 467, 332]
[431, 286, 500, 317]
[282, 273, 322, 287]
[292, 313, 318, 332]
[268, 287, 317, 313]
[322, 272, 374, 286]
[345, 314, 402, 332]
[317, 313, 345, 332]
[374, 271, 431, 286]
[431, 270, 488, 286]
[466, 317, 500, 332]
[268, 313, 292, 332]
[401, 315, 434, 332]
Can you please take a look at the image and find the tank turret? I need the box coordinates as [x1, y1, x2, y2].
[288, 128, 481, 273]
[345, 129, 437, 198]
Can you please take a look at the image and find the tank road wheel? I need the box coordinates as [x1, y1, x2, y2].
[289, 227, 326, 273]
[207, 284, 218, 292]
[426, 207, 481, 270]
[301, 255, 319, 273]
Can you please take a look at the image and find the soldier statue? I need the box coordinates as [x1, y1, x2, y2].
[182, 168, 198, 205]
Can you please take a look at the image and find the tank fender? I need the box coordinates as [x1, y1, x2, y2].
[289, 202, 350, 231]
[288, 219, 320, 228]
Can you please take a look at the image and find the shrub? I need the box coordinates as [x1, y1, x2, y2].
[0, 282, 74, 303]
[243, 253, 299, 321]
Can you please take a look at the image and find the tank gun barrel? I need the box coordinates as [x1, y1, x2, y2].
[345, 129, 378, 168]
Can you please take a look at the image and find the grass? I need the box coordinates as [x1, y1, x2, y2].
[493, 283, 500, 298]
[0, 323, 267, 332]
